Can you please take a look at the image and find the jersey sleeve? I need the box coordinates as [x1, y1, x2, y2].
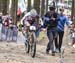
[65, 17, 72, 26]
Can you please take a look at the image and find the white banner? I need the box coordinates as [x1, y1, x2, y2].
[18, 0, 27, 15]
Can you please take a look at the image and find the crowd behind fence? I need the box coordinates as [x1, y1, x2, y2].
[0, 13, 18, 42]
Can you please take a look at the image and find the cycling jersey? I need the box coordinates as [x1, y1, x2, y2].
[21, 12, 34, 26]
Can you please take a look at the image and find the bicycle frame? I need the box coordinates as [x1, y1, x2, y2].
[29, 31, 35, 46]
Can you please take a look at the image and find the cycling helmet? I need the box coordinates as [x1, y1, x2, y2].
[30, 9, 38, 17]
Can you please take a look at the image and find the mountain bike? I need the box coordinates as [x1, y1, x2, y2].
[22, 25, 36, 58]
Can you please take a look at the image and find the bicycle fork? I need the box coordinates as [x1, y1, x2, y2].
[29, 32, 33, 46]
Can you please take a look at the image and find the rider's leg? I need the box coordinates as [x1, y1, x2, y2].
[25, 32, 29, 42]
[35, 29, 40, 38]
[24, 26, 30, 42]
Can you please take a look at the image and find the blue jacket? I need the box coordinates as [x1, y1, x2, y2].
[57, 15, 70, 32]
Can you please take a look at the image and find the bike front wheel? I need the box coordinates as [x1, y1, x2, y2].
[31, 43, 36, 58]
[30, 33, 36, 58]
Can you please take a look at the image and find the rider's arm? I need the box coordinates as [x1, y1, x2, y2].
[20, 12, 30, 25]
[20, 15, 26, 25]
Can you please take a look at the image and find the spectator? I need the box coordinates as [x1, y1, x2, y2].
[55, 8, 73, 53]
[42, 6, 59, 56]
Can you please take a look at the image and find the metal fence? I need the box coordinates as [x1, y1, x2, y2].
[1, 24, 18, 42]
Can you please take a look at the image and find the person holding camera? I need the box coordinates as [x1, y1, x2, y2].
[42, 6, 59, 56]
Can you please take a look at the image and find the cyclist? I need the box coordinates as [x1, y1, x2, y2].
[55, 8, 73, 53]
[42, 6, 59, 56]
[21, 9, 42, 41]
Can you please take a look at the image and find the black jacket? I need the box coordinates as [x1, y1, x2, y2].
[43, 12, 59, 30]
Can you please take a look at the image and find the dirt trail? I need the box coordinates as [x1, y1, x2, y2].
[0, 26, 75, 63]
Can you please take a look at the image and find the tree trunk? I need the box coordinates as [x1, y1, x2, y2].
[41, 0, 45, 17]
[46, 0, 48, 13]
[2, 0, 8, 15]
[27, 0, 31, 12]
[0, 0, 3, 12]
[7, 0, 9, 13]
[11, 0, 18, 25]
[34, 0, 40, 14]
